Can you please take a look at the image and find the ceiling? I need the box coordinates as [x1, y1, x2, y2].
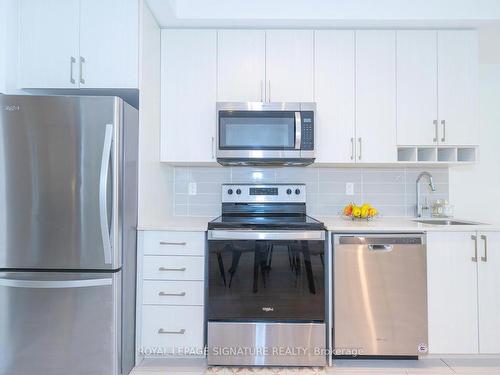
[146, 0, 500, 28]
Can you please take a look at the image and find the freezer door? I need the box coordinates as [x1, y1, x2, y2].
[0, 95, 120, 269]
[0, 271, 121, 375]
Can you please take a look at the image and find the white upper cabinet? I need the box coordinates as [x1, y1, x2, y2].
[314, 30, 356, 163]
[19, 0, 80, 88]
[396, 31, 438, 146]
[217, 30, 266, 102]
[19, 0, 139, 89]
[265, 30, 314, 102]
[79, 0, 139, 88]
[477, 231, 500, 354]
[355, 31, 397, 163]
[160, 30, 217, 163]
[427, 231, 479, 354]
[437, 30, 479, 145]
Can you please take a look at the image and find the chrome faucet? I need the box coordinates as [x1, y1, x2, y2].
[416, 172, 436, 217]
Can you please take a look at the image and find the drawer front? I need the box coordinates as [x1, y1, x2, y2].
[141, 305, 204, 354]
[143, 256, 204, 281]
[143, 280, 204, 306]
[143, 231, 205, 256]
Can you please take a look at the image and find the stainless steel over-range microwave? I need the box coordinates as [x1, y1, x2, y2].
[216, 102, 316, 166]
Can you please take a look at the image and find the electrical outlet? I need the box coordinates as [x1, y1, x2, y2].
[188, 182, 197, 195]
[345, 182, 354, 196]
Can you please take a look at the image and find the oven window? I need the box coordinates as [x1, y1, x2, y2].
[219, 111, 296, 150]
[208, 240, 325, 322]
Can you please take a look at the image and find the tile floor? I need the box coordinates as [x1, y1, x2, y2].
[131, 357, 500, 375]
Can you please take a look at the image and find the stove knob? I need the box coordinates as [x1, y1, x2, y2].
[286, 189, 292, 195]
[236, 189, 242, 195]
[227, 189, 233, 195]
[295, 188, 301, 195]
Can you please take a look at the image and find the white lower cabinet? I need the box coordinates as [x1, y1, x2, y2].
[427, 230, 500, 354]
[137, 231, 206, 360]
[141, 306, 204, 355]
[477, 231, 500, 353]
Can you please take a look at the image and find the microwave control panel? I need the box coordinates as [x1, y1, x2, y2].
[301, 111, 314, 150]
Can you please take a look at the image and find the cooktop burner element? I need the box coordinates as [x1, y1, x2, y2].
[208, 184, 325, 230]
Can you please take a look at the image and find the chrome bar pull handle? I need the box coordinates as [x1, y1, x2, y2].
[350, 137, 354, 160]
[70, 56, 76, 84]
[358, 137, 362, 160]
[159, 241, 186, 246]
[79, 56, 85, 84]
[433, 120, 438, 142]
[441, 120, 446, 142]
[481, 235, 488, 262]
[158, 328, 185, 335]
[158, 267, 186, 272]
[471, 235, 478, 262]
[159, 291, 186, 297]
[99, 124, 113, 264]
[211, 136, 215, 159]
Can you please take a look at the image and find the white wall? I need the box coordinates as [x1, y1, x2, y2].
[0, 0, 8, 92]
[449, 25, 500, 223]
[0, 0, 20, 94]
[148, 0, 500, 27]
[137, 1, 174, 226]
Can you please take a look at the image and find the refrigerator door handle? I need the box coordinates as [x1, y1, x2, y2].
[0, 278, 112, 288]
[99, 124, 114, 264]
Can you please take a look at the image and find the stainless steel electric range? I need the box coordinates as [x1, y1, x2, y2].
[207, 184, 327, 367]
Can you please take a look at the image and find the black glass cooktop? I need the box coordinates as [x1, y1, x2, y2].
[208, 214, 325, 230]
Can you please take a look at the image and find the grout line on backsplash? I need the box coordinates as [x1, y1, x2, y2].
[403, 168, 408, 216]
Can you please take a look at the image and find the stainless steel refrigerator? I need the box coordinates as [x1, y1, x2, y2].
[0, 94, 139, 375]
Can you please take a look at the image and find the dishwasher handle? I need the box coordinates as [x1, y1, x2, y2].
[368, 244, 394, 252]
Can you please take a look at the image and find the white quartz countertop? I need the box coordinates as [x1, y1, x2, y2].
[137, 216, 213, 232]
[317, 216, 500, 232]
[138, 216, 500, 232]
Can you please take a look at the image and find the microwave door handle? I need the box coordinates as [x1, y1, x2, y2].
[295, 112, 302, 149]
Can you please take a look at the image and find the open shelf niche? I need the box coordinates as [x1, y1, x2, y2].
[397, 146, 477, 164]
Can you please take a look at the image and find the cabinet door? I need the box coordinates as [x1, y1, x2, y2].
[437, 30, 479, 145]
[355, 31, 397, 163]
[396, 31, 438, 146]
[79, 0, 139, 89]
[265, 30, 314, 102]
[427, 231, 479, 354]
[160, 30, 217, 163]
[314, 30, 355, 163]
[477, 231, 500, 353]
[217, 30, 265, 102]
[19, 0, 80, 88]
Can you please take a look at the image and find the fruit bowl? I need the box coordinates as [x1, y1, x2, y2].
[342, 203, 379, 221]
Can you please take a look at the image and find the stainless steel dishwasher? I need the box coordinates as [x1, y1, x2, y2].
[333, 233, 428, 357]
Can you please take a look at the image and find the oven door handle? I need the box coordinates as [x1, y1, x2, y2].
[295, 111, 302, 150]
[208, 230, 325, 241]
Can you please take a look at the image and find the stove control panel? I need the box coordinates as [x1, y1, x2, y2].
[222, 184, 306, 203]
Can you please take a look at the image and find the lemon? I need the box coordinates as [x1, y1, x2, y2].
[352, 207, 362, 218]
[361, 206, 369, 218]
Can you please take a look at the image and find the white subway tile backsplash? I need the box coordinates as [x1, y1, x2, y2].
[231, 167, 276, 183]
[172, 166, 449, 218]
[318, 182, 362, 195]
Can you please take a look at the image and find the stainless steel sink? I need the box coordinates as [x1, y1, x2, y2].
[413, 219, 482, 226]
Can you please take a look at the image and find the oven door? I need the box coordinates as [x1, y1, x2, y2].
[207, 230, 325, 322]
